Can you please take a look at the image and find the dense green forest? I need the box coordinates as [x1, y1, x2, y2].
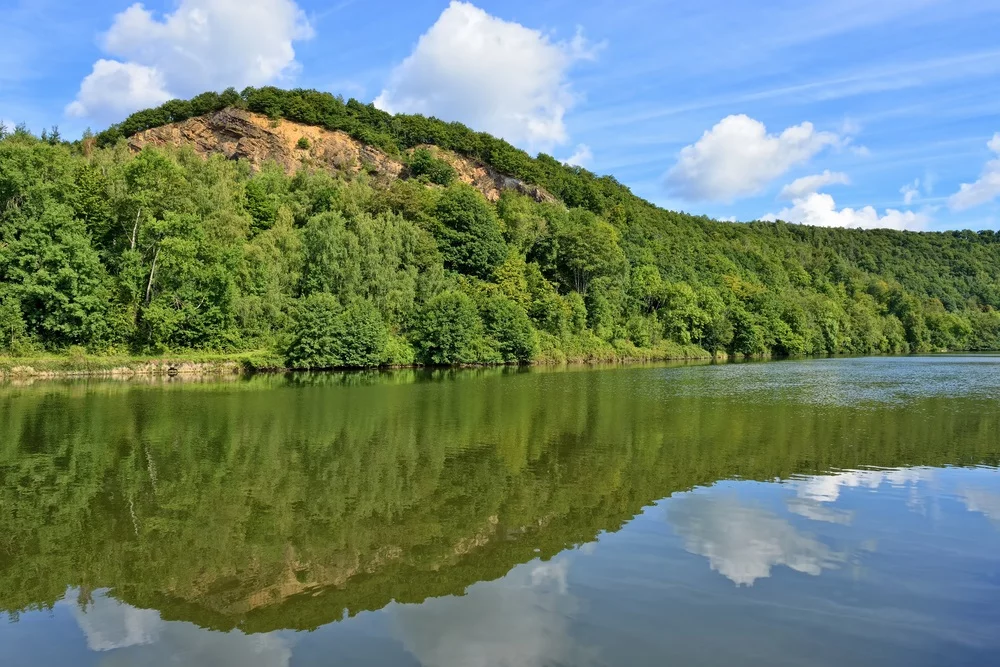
[4, 86, 1000, 368]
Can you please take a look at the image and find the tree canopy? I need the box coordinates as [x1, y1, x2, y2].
[4, 88, 1000, 367]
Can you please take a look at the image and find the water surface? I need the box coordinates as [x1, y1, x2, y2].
[2, 357, 999, 666]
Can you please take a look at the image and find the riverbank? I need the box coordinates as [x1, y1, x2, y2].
[0, 342, 719, 379]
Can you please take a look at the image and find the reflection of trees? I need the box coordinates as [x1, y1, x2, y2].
[1, 368, 997, 632]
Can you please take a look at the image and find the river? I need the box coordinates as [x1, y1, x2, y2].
[2, 356, 999, 666]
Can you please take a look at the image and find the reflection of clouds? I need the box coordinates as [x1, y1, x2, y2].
[786, 497, 854, 525]
[64, 590, 291, 667]
[960, 487, 1000, 527]
[391, 556, 598, 667]
[68, 590, 160, 651]
[668, 495, 844, 586]
[794, 468, 933, 504]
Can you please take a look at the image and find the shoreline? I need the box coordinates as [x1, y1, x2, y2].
[4, 348, 989, 382]
[0, 348, 722, 380]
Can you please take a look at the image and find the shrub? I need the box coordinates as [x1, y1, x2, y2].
[296, 136, 310, 150]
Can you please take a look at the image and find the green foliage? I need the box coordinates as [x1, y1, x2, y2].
[286, 294, 389, 369]
[478, 293, 538, 363]
[0, 292, 27, 353]
[553, 209, 627, 295]
[296, 136, 311, 150]
[434, 185, 508, 279]
[406, 147, 456, 186]
[6, 88, 1000, 364]
[411, 291, 488, 365]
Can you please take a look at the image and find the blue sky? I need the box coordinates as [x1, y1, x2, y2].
[3, 0, 1000, 230]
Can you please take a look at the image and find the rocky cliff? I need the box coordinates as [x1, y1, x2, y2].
[128, 108, 555, 203]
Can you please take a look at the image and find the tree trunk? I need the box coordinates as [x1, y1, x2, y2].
[145, 246, 160, 306]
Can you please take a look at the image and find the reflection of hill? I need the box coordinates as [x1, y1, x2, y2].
[1, 366, 997, 632]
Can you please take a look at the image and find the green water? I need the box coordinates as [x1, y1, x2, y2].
[2, 357, 999, 666]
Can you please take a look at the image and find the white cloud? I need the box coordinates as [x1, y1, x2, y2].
[665, 114, 844, 202]
[900, 178, 921, 205]
[948, 133, 1000, 210]
[67, 0, 313, 120]
[668, 494, 843, 586]
[764, 191, 930, 230]
[778, 170, 851, 200]
[374, 1, 597, 148]
[66, 60, 172, 118]
[562, 144, 593, 168]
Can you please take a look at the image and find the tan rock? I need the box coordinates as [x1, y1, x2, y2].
[128, 108, 556, 203]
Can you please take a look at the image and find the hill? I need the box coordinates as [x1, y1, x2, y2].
[2, 86, 1000, 367]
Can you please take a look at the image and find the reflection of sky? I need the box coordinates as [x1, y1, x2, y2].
[4, 467, 1000, 667]
[668, 494, 844, 585]
[390, 556, 600, 667]
[62, 591, 292, 667]
[960, 485, 1000, 527]
[792, 467, 935, 504]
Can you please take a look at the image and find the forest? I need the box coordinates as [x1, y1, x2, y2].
[3, 86, 1000, 368]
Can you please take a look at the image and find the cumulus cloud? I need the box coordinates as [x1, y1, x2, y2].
[66, 60, 172, 118]
[948, 133, 1000, 210]
[68, 0, 313, 120]
[665, 115, 844, 202]
[763, 192, 930, 230]
[668, 494, 844, 586]
[562, 144, 593, 168]
[374, 2, 597, 148]
[778, 170, 850, 200]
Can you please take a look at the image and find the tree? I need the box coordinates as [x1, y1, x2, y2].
[411, 291, 486, 365]
[434, 185, 507, 279]
[479, 294, 537, 363]
[0, 291, 26, 353]
[554, 209, 626, 295]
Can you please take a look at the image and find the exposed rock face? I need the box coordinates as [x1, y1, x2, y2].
[128, 108, 555, 203]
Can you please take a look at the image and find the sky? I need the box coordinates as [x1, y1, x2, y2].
[3, 0, 1000, 231]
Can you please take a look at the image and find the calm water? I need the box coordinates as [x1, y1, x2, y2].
[1, 356, 999, 666]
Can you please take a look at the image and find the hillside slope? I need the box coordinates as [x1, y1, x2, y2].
[127, 107, 555, 204]
[3, 87, 1000, 366]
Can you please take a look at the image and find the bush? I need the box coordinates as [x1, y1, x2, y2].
[286, 295, 388, 369]
[296, 137, 311, 150]
[410, 291, 485, 365]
